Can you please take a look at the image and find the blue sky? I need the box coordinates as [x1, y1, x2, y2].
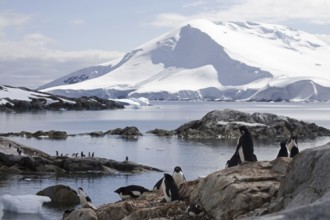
[1, 0, 329, 89]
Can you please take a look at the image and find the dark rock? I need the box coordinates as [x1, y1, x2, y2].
[110, 126, 142, 138]
[57, 158, 105, 174]
[0, 138, 161, 175]
[147, 128, 176, 136]
[0, 86, 124, 112]
[47, 130, 68, 139]
[37, 184, 79, 204]
[174, 109, 330, 140]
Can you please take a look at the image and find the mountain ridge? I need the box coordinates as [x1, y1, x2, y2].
[40, 19, 330, 102]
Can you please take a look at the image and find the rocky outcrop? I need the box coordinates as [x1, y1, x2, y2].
[0, 153, 161, 174]
[253, 143, 330, 219]
[60, 144, 330, 220]
[62, 208, 98, 220]
[1, 127, 143, 140]
[154, 109, 330, 140]
[189, 158, 291, 220]
[108, 126, 143, 139]
[147, 129, 176, 136]
[0, 130, 68, 139]
[0, 88, 125, 112]
[36, 184, 79, 204]
[0, 138, 161, 175]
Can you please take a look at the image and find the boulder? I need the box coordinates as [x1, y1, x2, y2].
[109, 126, 143, 139]
[189, 159, 291, 220]
[147, 129, 176, 136]
[37, 184, 79, 204]
[268, 143, 330, 212]
[174, 109, 330, 140]
[58, 158, 106, 174]
[95, 196, 187, 220]
[62, 208, 98, 220]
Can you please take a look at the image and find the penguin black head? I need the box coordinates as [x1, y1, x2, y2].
[174, 166, 182, 173]
[187, 203, 205, 216]
[239, 125, 248, 134]
[280, 140, 287, 148]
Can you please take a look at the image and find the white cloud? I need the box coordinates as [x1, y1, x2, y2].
[0, 11, 124, 88]
[214, 0, 330, 24]
[0, 32, 123, 88]
[0, 11, 31, 30]
[151, 0, 330, 28]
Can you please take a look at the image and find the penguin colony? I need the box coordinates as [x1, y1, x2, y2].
[63, 127, 300, 218]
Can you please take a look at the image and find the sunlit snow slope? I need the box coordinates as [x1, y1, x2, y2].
[40, 19, 330, 102]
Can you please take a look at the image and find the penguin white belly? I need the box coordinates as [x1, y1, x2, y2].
[238, 147, 245, 163]
[172, 172, 185, 186]
[161, 178, 172, 202]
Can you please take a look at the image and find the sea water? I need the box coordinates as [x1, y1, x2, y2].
[1, 101, 330, 220]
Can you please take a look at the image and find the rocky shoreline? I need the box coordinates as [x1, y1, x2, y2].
[56, 142, 330, 220]
[1, 109, 330, 219]
[2, 109, 330, 142]
[0, 137, 162, 175]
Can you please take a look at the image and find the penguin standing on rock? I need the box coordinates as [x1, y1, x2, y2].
[77, 187, 97, 210]
[153, 177, 164, 191]
[227, 125, 256, 167]
[277, 140, 289, 158]
[114, 185, 150, 200]
[161, 173, 180, 202]
[172, 166, 186, 186]
[288, 135, 299, 158]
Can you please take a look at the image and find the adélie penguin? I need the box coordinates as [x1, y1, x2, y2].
[77, 187, 97, 210]
[172, 166, 186, 186]
[187, 203, 205, 216]
[277, 140, 289, 158]
[161, 173, 180, 202]
[153, 177, 164, 191]
[114, 185, 150, 200]
[154, 166, 186, 191]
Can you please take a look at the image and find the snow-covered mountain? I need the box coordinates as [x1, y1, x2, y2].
[40, 19, 330, 102]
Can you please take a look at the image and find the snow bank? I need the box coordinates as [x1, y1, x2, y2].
[0, 195, 51, 214]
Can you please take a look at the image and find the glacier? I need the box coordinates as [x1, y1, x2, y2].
[40, 19, 330, 102]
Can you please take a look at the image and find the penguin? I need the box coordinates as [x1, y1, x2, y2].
[153, 177, 164, 190]
[161, 173, 180, 202]
[277, 140, 289, 158]
[236, 125, 255, 163]
[288, 136, 299, 158]
[56, 151, 59, 156]
[77, 187, 97, 210]
[114, 185, 150, 200]
[172, 166, 186, 186]
[187, 203, 205, 216]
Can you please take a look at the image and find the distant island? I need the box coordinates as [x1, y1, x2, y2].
[0, 85, 124, 112]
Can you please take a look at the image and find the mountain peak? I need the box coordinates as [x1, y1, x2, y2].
[40, 19, 330, 102]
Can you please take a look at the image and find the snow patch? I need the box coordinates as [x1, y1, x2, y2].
[217, 121, 267, 127]
[0, 194, 51, 214]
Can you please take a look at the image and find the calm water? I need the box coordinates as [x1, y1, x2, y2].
[1, 101, 330, 220]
